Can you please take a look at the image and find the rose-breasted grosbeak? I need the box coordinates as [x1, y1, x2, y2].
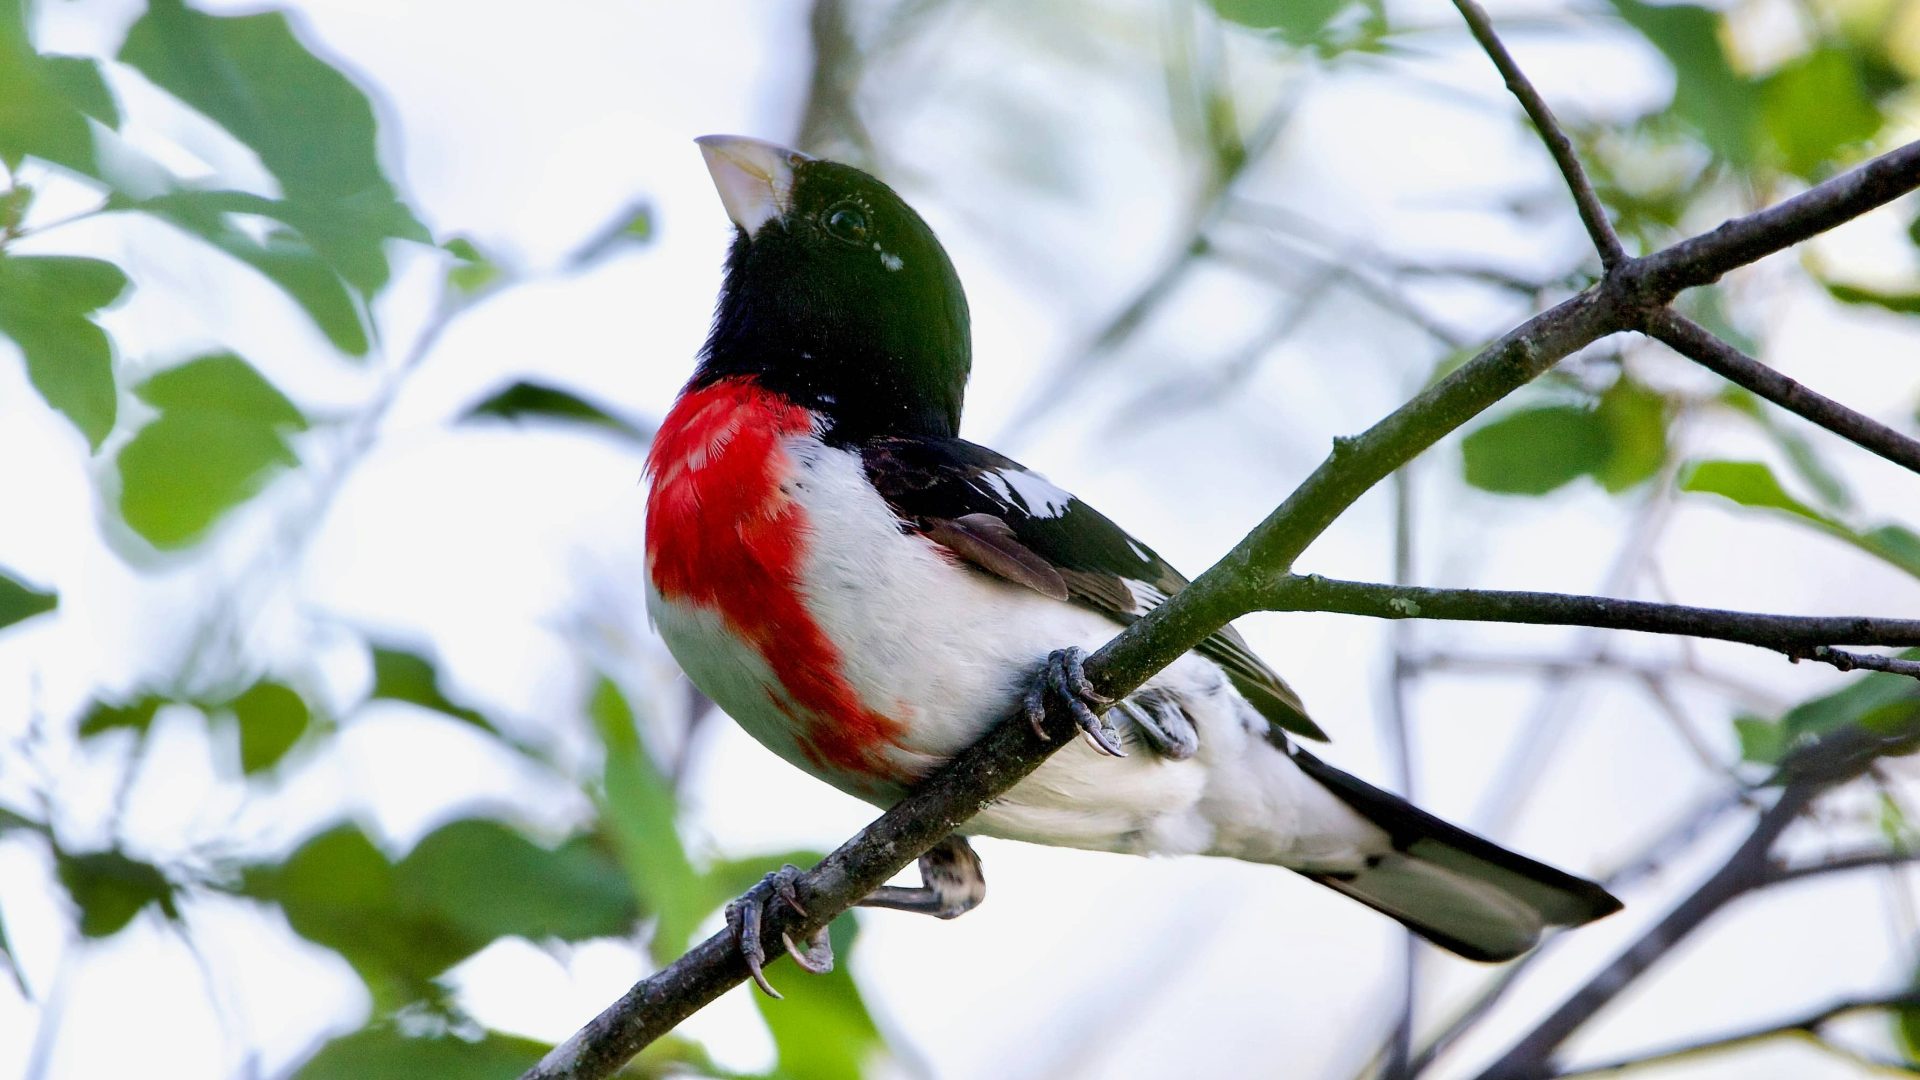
[646, 135, 1620, 993]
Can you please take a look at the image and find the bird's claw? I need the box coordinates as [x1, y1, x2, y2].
[726, 865, 834, 997]
[1023, 646, 1125, 757]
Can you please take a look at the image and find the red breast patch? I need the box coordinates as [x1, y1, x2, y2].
[646, 377, 904, 778]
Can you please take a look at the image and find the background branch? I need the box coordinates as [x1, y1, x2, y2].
[1549, 990, 1920, 1078]
[1451, 0, 1626, 267]
[1473, 781, 1822, 1079]
[1260, 574, 1920, 665]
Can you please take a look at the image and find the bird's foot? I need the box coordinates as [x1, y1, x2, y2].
[859, 835, 985, 919]
[726, 864, 833, 998]
[1023, 646, 1125, 757]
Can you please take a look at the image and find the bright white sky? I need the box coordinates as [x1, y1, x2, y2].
[2, 1, 1920, 1078]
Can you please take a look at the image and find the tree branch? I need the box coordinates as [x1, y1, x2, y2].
[1258, 574, 1920, 669]
[1472, 782, 1822, 1080]
[524, 135, 1920, 1080]
[1548, 990, 1920, 1078]
[1627, 140, 1920, 298]
[1797, 645, 1920, 679]
[1645, 309, 1920, 477]
[1765, 845, 1920, 887]
[1451, 0, 1627, 267]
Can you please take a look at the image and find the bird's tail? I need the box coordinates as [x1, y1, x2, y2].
[1288, 747, 1622, 962]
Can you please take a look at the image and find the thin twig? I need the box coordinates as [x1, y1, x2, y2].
[1472, 782, 1821, 1079]
[1450, 0, 1627, 268]
[1411, 650, 1790, 713]
[1765, 846, 1920, 887]
[1798, 645, 1920, 679]
[1646, 310, 1920, 477]
[1259, 574, 1920, 665]
[1378, 467, 1420, 1080]
[1405, 789, 1749, 1076]
[1548, 990, 1920, 1078]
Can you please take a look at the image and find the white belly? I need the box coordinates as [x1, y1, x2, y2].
[650, 436, 1380, 864]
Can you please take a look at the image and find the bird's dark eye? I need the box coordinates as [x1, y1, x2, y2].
[824, 203, 869, 243]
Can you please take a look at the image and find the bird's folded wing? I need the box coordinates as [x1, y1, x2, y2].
[860, 434, 1327, 741]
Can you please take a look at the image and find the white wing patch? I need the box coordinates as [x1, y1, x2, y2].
[1125, 578, 1169, 616]
[979, 468, 1074, 518]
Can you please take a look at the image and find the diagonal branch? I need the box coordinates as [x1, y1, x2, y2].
[525, 134, 1920, 1080]
[1473, 781, 1821, 1080]
[1629, 140, 1920, 297]
[1256, 574, 1920, 677]
[1646, 309, 1920, 476]
[1452, 0, 1627, 268]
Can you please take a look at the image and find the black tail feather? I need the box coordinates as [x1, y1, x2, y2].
[1290, 746, 1621, 962]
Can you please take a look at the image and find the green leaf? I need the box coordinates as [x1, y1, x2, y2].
[0, 568, 55, 631]
[1779, 663, 1920, 747]
[136, 352, 306, 423]
[459, 381, 654, 445]
[1594, 377, 1668, 492]
[1679, 459, 1817, 517]
[1862, 525, 1920, 580]
[1462, 404, 1610, 495]
[1610, 0, 1758, 164]
[589, 678, 710, 962]
[117, 353, 305, 548]
[140, 200, 369, 354]
[129, 188, 426, 299]
[0, 904, 23, 995]
[56, 849, 176, 937]
[1762, 47, 1881, 179]
[0, 183, 31, 233]
[1901, 998, 1920, 1069]
[1716, 387, 1852, 510]
[1211, 0, 1349, 41]
[368, 646, 493, 731]
[0, 254, 129, 448]
[1880, 791, 1912, 850]
[442, 237, 501, 295]
[1680, 460, 1920, 580]
[395, 819, 637, 944]
[78, 696, 164, 738]
[228, 681, 310, 773]
[242, 824, 471, 1003]
[1734, 714, 1786, 765]
[292, 1026, 548, 1080]
[1825, 281, 1920, 316]
[0, 7, 102, 176]
[753, 918, 884, 1080]
[248, 817, 636, 1008]
[39, 56, 119, 128]
[120, 0, 395, 205]
[567, 203, 657, 270]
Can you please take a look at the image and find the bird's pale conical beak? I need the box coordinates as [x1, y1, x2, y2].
[696, 135, 812, 238]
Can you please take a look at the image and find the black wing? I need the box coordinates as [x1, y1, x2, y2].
[860, 434, 1327, 742]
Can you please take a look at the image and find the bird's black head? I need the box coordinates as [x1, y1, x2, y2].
[692, 136, 971, 442]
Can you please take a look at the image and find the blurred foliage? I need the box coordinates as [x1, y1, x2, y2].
[1461, 374, 1668, 495]
[0, 566, 55, 630]
[461, 380, 658, 447]
[3, 0, 1920, 1076]
[1735, 651, 1920, 766]
[0, 0, 886, 1074]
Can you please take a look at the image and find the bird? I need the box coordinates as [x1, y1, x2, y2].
[645, 134, 1621, 994]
